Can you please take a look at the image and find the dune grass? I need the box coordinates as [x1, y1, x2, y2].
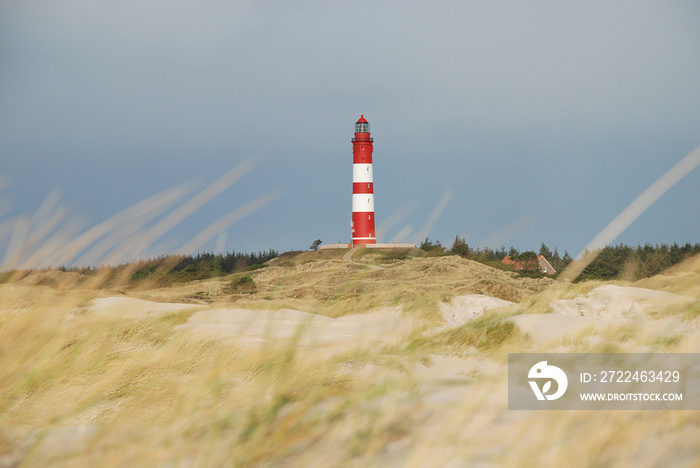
[226, 253, 550, 320]
[395, 309, 527, 360]
[0, 299, 455, 467]
[1, 253, 700, 466]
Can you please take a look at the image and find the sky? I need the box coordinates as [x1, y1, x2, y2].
[1, 1, 699, 269]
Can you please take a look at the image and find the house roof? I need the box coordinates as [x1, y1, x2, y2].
[503, 255, 544, 263]
[502, 255, 557, 274]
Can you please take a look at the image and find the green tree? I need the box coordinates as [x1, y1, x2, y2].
[577, 244, 633, 281]
[548, 247, 570, 272]
[539, 242, 553, 260]
[310, 239, 322, 251]
[450, 235, 472, 257]
[561, 250, 573, 267]
[420, 238, 446, 255]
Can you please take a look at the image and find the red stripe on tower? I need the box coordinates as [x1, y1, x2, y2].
[351, 115, 376, 245]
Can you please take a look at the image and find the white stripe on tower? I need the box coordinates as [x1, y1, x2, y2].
[352, 164, 373, 182]
[352, 194, 375, 212]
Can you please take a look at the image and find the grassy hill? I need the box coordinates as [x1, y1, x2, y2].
[4, 248, 552, 321]
[163, 248, 551, 320]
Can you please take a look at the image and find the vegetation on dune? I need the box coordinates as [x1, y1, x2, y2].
[129, 250, 279, 283]
[397, 309, 526, 358]
[0, 295, 422, 466]
[1, 247, 700, 466]
[3, 236, 696, 291]
[576, 242, 700, 282]
[225, 274, 257, 295]
[421, 236, 700, 282]
[0, 246, 549, 320]
[353, 247, 424, 264]
[422, 236, 574, 275]
[4, 239, 698, 321]
[240, 252, 549, 319]
[0, 250, 280, 288]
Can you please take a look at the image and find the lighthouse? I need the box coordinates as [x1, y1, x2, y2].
[351, 115, 376, 245]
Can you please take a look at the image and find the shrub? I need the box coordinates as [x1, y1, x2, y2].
[226, 275, 257, 294]
[380, 249, 414, 262]
[419, 238, 447, 256]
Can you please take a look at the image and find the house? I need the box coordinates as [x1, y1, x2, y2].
[502, 254, 557, 275]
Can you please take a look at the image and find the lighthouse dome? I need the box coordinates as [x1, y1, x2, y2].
[355, 115, 370, 133]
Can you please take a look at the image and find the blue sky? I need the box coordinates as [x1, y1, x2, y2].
[1, 1, 699, 268]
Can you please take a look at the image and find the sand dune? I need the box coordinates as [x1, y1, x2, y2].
[180, 306, 415, 350]
[551, 284, 692, 319]
[515, 285, 694, 344]
[90, 297, 197, 318]
[439, 294, 516, 325]
[88, 284, 693, 350]
[87, 297, 417, 351]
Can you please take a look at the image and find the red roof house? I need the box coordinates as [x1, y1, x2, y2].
[502, 255, 557, 275]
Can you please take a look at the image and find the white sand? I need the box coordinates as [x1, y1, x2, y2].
[515, 285, 693, 344]
[438, 286, 693, 345]
[88, 297, 415, 350]
[551, 285, 691, 320]
[512, 313, 601, 343]
[439, 294, 516, 325]
[90, 297, 198, 318]
[180, 306, 414, 350]
[438, 293, 602, 345]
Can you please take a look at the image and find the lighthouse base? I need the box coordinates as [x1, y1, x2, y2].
[352, 238, 377, 245]
[351, 211, 376, 245]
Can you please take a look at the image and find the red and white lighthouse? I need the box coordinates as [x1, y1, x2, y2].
[351, 115, 376, 245]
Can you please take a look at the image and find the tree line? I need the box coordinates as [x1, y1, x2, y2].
[128, 250, 280, 282]
[421, 236, 699, 281]
[576, 242, 700, 282]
